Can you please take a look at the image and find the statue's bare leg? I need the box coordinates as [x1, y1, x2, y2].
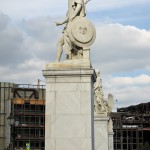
[56, 36, 64, 62]
[64, 32, 72, 60]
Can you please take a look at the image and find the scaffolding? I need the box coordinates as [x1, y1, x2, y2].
[112, 113, 143, 150]
[11, 84, 45, 150]
[112, 102, 150, 150]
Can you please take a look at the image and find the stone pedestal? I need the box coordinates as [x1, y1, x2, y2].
[43, 63, 96, 150]
[108, 132, 114, 150]
[94, 115, 109, 150]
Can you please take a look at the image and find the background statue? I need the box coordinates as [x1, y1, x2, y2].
[94, 69, 114, 114]
[94, 69, 114, 131]
[94, 69, 106, 113]
[55, 0, 86, 62]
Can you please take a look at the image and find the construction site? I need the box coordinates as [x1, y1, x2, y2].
[112, 102, 150, 150]
[0, 82, 45, 150]
[0, 82, 150, 150]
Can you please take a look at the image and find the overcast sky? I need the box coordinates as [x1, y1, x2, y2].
[0, 0, 150, 110]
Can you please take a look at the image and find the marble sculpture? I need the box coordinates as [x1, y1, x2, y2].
[55, 0, 96, 61]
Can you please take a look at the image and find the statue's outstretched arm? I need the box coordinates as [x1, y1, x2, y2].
[55, 17, 69, 26]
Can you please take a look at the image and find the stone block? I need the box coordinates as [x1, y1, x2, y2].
[81, 92, 91, 115]
[80, 77, 91, 82]
[51, 115, 56, 138]
[56, 77, 81, 83]
[45, 139, 55, 150]
[46, 78, 56, 83]
[83, 47, 90, 60]
[46, 92, 56, 115]
[51, 115, 85, 138]
[82, 138, 92, 150]
[108, 132, 114, 150]
[45, 59, 91, 69]
[56, 92, 80, 115]
[94, 117, 109, 150]
[46, 84, 56, 92]
[45, 115, 51, 139]
[55, 76, 92, 83]
[85, 115, 92, 137]
[77, 83, 91, 91]
[56, 139, 81, 150]
[47, 83, 78, 92]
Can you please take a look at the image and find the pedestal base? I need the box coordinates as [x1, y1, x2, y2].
[94, 115, 114, 150]
[94, 115, 109, 150]
[43, 64, 96, 150]
[108, 132, 114, 150]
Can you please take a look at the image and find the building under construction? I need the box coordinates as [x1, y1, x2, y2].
[0, 82, 45, 150]
[112, 102, 150, 150]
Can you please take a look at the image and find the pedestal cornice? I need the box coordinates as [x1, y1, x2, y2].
[42, 65, 97, 83]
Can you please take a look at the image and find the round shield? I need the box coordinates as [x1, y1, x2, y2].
[67, 16, 96, 47]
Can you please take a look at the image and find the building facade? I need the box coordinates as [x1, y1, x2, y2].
[112, 102, 150, 150]
[0, 83, 45, 150]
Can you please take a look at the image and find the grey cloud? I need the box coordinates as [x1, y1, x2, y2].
[21, 17, 59, 42]
[103, 80, 150, 110]
[0, 17, 30, 66]
[0, 14, 60, 68]
[92, 24, 150, 74]
[0, 13, 10, 29]
[20, 16, 63, 61]
[101, 74, 150, 110]
[21, 16, 63, 61]
[0, 65, 44, 84]
[0, 14, 61, 83]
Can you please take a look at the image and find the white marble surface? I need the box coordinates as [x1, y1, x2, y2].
[46, 59, 92, 69]
[80, 91, 91, 115]
[45, 139, 55, 150]
[43, 68, 96, 150]
[56, 139, 81, 150]
[108, 132, 114, 150]
[94, 116, 109, 150]
[56, 92, 80, 115]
